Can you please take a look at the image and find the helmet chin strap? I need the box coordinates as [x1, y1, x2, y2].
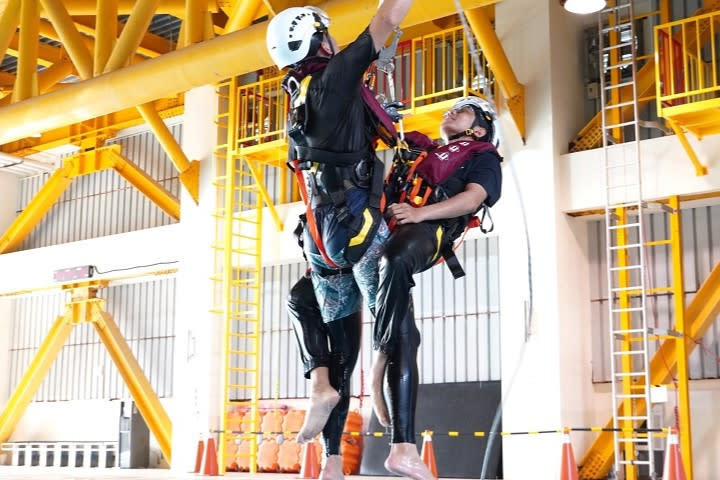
[448, 128, 483, 142]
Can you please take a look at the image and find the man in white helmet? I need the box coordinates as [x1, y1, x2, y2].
[285, 95, 502, 480]
[266, 2, 413, 479]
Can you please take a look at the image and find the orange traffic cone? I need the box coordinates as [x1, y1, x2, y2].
[560, 429, 579, 480]
[194, 439, 205, 473]
[203, 436, 219, 476]
[299, 441, 321, 479]
[420, 431, 438, 478]
[663, 428, 687, 480]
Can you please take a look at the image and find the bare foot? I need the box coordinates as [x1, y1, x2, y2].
[320, 455, 345, 480]
[384, 443, 435, 480]
[297, 387, 340, 443]
[370, 352, 390, 427]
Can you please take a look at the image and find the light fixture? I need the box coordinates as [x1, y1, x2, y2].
[560, 0, 606, 14]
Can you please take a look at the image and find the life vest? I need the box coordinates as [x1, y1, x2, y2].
[283, 58, 397, 269]
[383, 135, 500, 279]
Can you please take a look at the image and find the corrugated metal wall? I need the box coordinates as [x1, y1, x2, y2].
[8, 279, 176, 401]
[255, 237, 501, 400]
[589, 205, 720, 382]
[16, 124, 182, 251]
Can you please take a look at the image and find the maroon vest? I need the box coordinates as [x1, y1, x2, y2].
[415, 140, 497, 186]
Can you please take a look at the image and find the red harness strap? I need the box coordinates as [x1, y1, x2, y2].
[291, 160, 341, 269]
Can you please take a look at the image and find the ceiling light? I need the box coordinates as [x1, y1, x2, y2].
[560, 0, 606, 14]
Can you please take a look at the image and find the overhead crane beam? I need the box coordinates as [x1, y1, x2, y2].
[72, 16, 174, 60]
[579, 259, 720, 479]
[0, 0, 499, 145]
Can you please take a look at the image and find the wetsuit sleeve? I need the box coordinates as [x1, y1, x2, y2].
[323, 27, 379, 90]
[464, 152, 503, 207]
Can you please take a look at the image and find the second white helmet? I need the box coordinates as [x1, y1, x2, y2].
[266, 6, 331, 69]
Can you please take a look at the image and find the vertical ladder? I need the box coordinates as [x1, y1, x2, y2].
[212, 76, 264, 474]
[599, 2, 656, 479]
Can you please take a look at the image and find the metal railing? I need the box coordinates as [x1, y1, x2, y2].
[655, 11, 720, 113]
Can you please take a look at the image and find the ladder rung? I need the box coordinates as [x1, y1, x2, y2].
[228, 384, 258, 389]
[610, 306, 644, 312]
[607, 162, 640, 169]
[604, 120, 637, 129]
[605, 81, 634, 90]
[619, 460, 651, 465]
[228, 367, 256, 373]
[608, 223, 641, 230]
[602, 22, 633, 33]
[226, 400, 255, 405]
[617, 415, 649, 420]
[604, 60, 634, 71]
[607, 183, 640, 190]
[612, 328, 646, 334]
[229, 350, 257, 355]
[609, 243, 642, 250]
[603, 3, 632, 12]
[618, 438, 650, 443]
[608, 201, 645, 209]
[615, 372, 646, 377]
[610, 265, 642, 271]
[612, 350, 646, 355]
[604, 100, 636, 109]
[611, 286, 643, 292]
[229, 333, 258, 339]
[602, 42, 633, 51]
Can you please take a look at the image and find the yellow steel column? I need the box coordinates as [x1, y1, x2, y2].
[615, 206, 638, 480]
[669, 195, 693, 479]
[224, 0, 263, 33]
[111, 151, 181, 220]
[660, 0, 670, 24]
[40, 0, 93, 79]
[92, 305, 172, 463]
[136, 102, 200, 203]
[0, 314, 74, 443]
[0, 0, 21, 64]
[12, 0, 39, 103]
[103, 0, 161, 73]
[0, 165, 73, 254]
[464, 7, 526, 142]
[184, 0, 204, 46]
[95, 0, 119, 75]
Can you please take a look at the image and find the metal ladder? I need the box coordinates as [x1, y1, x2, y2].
[212, 76, 263, 474]
[599, 2, 657, 479]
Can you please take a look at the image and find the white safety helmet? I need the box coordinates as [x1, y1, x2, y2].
[266, 6, 331, 69]
[446, 96, 499, 146]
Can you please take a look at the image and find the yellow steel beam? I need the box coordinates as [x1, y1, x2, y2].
[579, 259, 720, 479]
[464, 6, 525, 142]
[7, 32, 68, 67]
[224, 0, 264, 33]
[185, 0, 205, 45]
[92, 304, 172, 463]
[40, 0, 93, 79]
[0, 163, 73, 253]
[111, 150, 181, 220]
[42, 0, 217, 16]
[12, 0, 39, 103]
[103, 0, 161, 73]
[94, 1, 118, 75]
[1, 97, 184, 156]
[136, 102, 199, 203]
[0, 0, 498, 145]
[0, 0, 21, 65]
[73, 16, 174, 60]
[666, 118, 708, 176]
[0, 314, 74, 444]
[38, 58, 74, 92]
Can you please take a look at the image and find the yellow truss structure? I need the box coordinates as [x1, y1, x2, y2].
[0, 279, 173, 463]
[0, 144, 180, 254]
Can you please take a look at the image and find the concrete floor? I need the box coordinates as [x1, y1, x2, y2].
[0, 468, 432, 480]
